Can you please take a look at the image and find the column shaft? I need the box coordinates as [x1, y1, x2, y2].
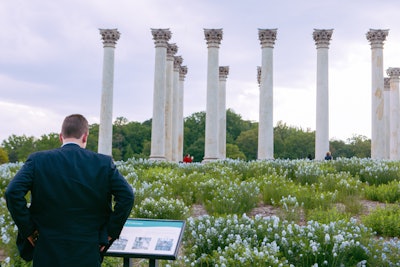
[218, 66, 229, 159]
[384, 77, 390, 159]
[258, 29, 277, 160]
[203, 29, 222, 162]
[98, 29, 120, 156]
[177, 66, 187, 162]
[315, 47, 330, 160]
[150, 29, 171, 161]
[164, 44, 177, 161]
[367, 29, 389, 159]
[171, 56, 182, 162]
[387, 68, 400, 159]
[313, 29, 333, 160]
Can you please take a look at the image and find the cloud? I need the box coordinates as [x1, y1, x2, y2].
[0, 101, 62, 142]
[1, 0, 400, 144]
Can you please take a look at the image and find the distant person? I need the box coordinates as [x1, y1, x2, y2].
[183, 154, 193, 163]
[325, 151, 332, 160]
[5, 114, 134, 267]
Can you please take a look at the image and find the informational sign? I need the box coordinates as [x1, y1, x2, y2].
[106, 218, 185, 260]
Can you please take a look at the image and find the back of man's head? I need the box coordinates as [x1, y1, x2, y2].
[61, 114, 89, 139]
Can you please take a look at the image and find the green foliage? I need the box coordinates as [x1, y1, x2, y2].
[179, 215, 373, 267]
[225, 143, 246, 160]
[235, 127, 258, 160]
[0, 110, 373, 163]
[3, 158, 400, 266]
[306, 206, 351, 223]
[183, 112, 205, 161]
[347, 135, 371, 158]
[2, 134, 36, 162]
[362, 204, 400, 237]
[274, 121, 315, 159]
[364, 180, 400, 203]
[35, 133, 60, 151]
[359, 161, 400, 185]
[133, 197, 189, 220]
[0, 147, 9, 164]
[277, 195, 304, 223]
[202, 179, 259, 215]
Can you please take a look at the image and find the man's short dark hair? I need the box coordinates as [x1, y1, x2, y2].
[61, 114, 89, 139]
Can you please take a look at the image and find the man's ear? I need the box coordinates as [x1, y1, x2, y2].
[82, 132, 88, 144]
[59, 133, 63, 143]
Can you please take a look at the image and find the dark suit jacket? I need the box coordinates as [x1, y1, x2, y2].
[5, 143, 134, 266]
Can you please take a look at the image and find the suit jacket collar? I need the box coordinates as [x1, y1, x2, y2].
[61, 142, 81, 148]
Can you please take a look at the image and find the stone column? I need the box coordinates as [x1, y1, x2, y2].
[203, 29, 223, 162]
[177, 65, 188, 162]
[150, 29, 171, 161]
[258, 29, 277, 160]
[384, 77, 390, 159]
[366, 29, 389, 159]
[171, 56, 182, 162]
[98, 29, 120, 156]
[257, 66, 261, 87]
[218, 66, 229, 159]
[313, 29, 333, 160]
[387, 68, 400, 160]
[165, 43, 178, 161]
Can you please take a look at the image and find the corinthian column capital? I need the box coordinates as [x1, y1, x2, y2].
[366, 29, 389, 49]
[204, 29, 223, 48]
[174, 56, 183, 71]
[384, 77, 390, 90]
[258, 29, 277, 48]
[99, 29, 120, 48]
[179, 66, 188, 81]
[219, 66, 229, 80]
[387, 67, 400, 79]
[167, 43, 178, 60]
[313, 29, 333, 48]
[151, 28, 172, 48]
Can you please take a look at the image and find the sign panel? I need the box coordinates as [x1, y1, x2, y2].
[106, 218, 185, 260]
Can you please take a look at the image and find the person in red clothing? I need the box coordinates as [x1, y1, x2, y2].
[183, 154, 193, 163]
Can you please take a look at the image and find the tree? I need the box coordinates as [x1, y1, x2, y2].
[87, 123, 99, 152]
[330, 139, 353, 158]
[121, 121, 151, 160]
[0, 147, 9, 164]
[2, 135, 36, 162]
[226, 109, 255, 143]
[184, 112, 206, 150]
[226, 143, 246, 160]
[186, 137, 204, 162]
[347, 135, 371, 158]
[236, 127, 258, 160]
[36, 133, 60, 151]
[273, 121, 315, 159]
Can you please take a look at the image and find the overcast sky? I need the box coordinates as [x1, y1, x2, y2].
[1, 0, 400, 143]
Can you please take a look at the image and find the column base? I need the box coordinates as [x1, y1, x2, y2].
[202, 157, 219, 163]
[149, 155, 166, 161]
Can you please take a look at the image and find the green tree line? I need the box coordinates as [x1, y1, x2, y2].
[0, 109, 370, 164]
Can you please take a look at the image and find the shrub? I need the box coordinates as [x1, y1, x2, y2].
[133, 197, 189, 220]
[362, 204, 400, 237]
[306, 206, 351, 224]
[364, 180, 400, 203]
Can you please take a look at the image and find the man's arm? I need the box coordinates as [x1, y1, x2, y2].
[107, 162, 134, 239]
[5, 157, 36, 239]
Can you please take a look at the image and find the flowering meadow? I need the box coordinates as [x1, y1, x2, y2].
[1, 158, 400, 266]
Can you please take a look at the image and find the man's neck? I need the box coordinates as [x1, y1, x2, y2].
[62, 138, 84, 148]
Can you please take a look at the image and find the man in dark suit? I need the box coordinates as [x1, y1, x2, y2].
[5, 114, 134, 267]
